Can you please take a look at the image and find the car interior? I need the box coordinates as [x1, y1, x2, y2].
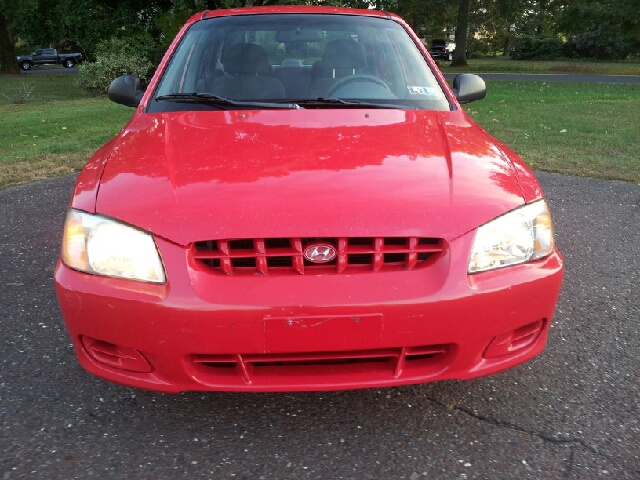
[152, 14, 450, 110]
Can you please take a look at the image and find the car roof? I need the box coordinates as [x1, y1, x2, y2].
[195, 6, 401, 23]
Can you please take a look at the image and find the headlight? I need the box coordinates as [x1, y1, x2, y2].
[468, 199, 554, 274]
[62, 209, 166, 283]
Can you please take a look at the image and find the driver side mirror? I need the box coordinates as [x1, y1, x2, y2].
[108, 75, 145, 108]
[452, 74, 486, 104]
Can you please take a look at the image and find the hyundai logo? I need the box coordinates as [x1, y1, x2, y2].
[304, 244, 337, 263]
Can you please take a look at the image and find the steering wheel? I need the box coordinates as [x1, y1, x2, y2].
[325, 75, 391, 97]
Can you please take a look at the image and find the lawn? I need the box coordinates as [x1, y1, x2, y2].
[469, 81, 640, 183]
[0, 73, 639, 188]
[439, 57, 640, 75]
[1, 74, 90, 103]
[0, 75, 133, 188]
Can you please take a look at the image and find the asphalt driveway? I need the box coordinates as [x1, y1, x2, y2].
[0, 172, 638, 479]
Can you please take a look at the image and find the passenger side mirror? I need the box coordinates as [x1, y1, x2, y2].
[108, 75, 145, 108]
[452, 74, 486, 104]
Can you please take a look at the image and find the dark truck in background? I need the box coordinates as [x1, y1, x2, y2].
[428, 39, 455, 62]
[17, 48, 83, 70]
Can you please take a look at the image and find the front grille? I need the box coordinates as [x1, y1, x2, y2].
[193, 237, 443, 275]
[187, 344, 453, 387]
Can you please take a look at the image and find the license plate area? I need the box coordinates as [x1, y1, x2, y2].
[264, 314, 383, 353]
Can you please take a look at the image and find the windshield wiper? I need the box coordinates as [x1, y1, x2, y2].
[155, 93, 411, 110]
[155, 93, 300, 110]
[284, 98, 415, 110]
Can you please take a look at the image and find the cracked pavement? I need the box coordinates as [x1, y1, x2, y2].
[1, 172, 638, 479]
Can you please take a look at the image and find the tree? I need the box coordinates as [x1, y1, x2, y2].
[12, 0, 183, 60]
[451, 0, 471, 66]
[473, 0, 527, 55]
[0, 0, 35, 74]
[558, 0, 640, 58]
[0, 11, 18, 73]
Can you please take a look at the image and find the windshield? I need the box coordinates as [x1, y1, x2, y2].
[149, 13, 450, 112]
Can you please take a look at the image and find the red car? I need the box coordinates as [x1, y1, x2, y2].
[55, 6, 563, 393]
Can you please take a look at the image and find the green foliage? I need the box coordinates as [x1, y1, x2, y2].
[558, 0, 640, 41]
[6, 0, 640, 78]
[510, 35, 564, 60]
[13, 0, 185, 61]
[557, 0, 640, 60]
[511, 36, 535, 59]
[467, 39, 492, 58]
[563, 27, 635, 60]
[96, 34, 165, 66]
[75, 35, 157, 96]
[76, 51, 154, 96]
[14, 42, 38, 55]
[155, 8, 198, 47]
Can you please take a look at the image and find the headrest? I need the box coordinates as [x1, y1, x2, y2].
[322, 39, 366, 69]
[281, 58, 304, 67]
[222, 43, 272, 75]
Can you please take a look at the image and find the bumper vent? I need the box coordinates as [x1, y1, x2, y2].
[192, 237, 443, 275]
[187, 344, 453, 388]
[81, 336, 152, 373]
[484, 320, 545, 359]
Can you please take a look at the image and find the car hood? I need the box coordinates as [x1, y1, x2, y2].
[93, 109, 524, 245]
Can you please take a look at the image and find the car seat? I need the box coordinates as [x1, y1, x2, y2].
[209, 43, 285, 100]
[194, 53, 224, 93]
[275, 59, 313, 99]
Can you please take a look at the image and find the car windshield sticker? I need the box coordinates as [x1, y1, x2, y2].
[407, 86, 437, 96]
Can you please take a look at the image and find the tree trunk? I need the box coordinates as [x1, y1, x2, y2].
[0, 12, 19, 74]
[536, 0, 547, 35]
[502, 36, 510, 56]
[451, 0, 470, 67]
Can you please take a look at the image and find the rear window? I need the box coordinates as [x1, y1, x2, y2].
[149, 13, 450, 112]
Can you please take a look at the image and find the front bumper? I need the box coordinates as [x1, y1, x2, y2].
[55, 230, 563, 392]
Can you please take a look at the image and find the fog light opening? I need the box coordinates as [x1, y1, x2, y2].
[484, 319, 545, 359]
[81, 336, 152, 373]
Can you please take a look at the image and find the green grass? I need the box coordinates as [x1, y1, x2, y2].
[0, 98, 132, 160]
[0, 73, 638, 188]
[0, 74, 90, 103]
[467, 82, 640, 182]
[0, 75, 132, 187]
[440, 57, 640, 75]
